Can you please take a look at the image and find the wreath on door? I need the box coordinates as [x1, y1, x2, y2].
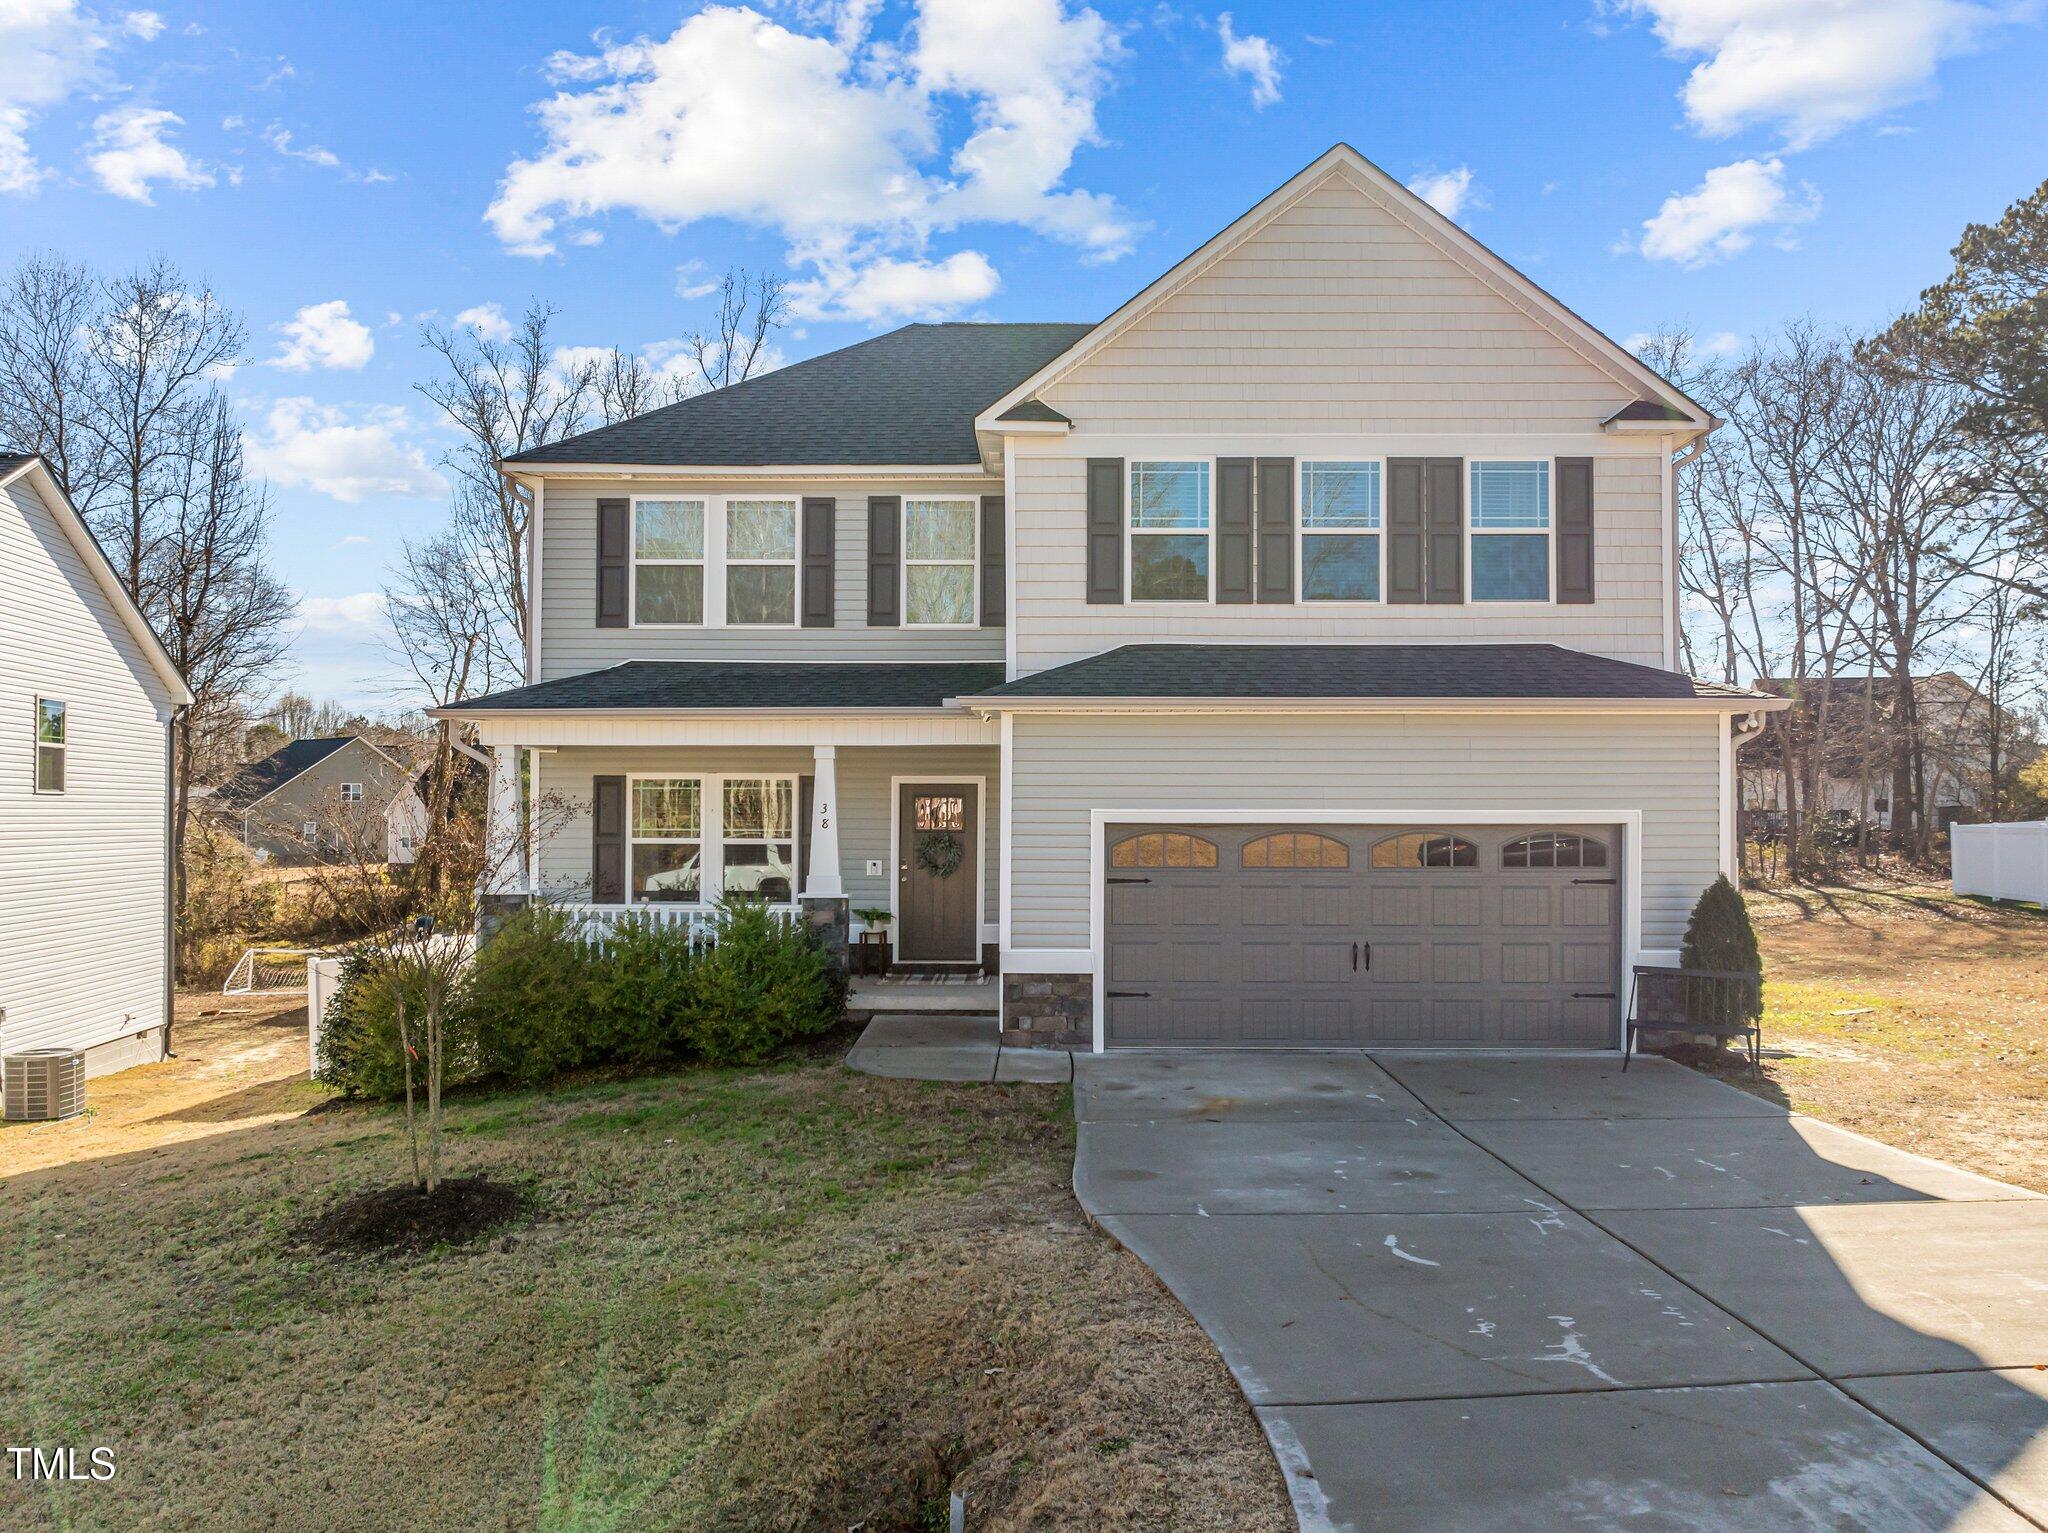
[914, 831, 965, 880]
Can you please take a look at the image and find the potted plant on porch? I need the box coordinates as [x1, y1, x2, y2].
[853, 908, 894, 976]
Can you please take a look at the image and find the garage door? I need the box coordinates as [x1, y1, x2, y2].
[1104, 823, 1621, 1048]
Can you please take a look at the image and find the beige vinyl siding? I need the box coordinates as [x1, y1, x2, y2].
[1039, 167, 1639, 433]
[535, 744, 1000, 928]
[1006, 711, 1721, 954]
[537, 479, 1004, 680]
[0, 476, 177, 1070]
[233, 739, 416, 864]
[1013, 451, 1668, 673]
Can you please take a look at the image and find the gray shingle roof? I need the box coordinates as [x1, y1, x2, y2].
[1605, 399, 1695, 424]
[996, 398, 1070, 424]
[504, 323, 1094, 468]
[449, 661, 1009, 712]
[959, 645, 1769, 703]
[213, 736, 359, 810]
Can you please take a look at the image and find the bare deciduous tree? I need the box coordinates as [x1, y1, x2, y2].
[0, 253, 103, 498]
[683, 267, 788, 391]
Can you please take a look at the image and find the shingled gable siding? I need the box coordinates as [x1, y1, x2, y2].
[536, 480, 1003, 680]
[1005, 710, 1722, 958]
[534, 744, 1001, 930]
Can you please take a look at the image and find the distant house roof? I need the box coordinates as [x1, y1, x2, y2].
[212, 736, 359, 811]
[503, 323, 1095, 469]
[440, 661, 1010, 714]
[958, 644, 1773, 707]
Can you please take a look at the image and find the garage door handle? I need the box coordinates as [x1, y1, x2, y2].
[1106, 876, 1152, 885]
[1572, 877, 1617, 885]
[1352, 941, 1358, 971]
[1106, 990, 1150, 999]
[1573, 992, 1617, 1000]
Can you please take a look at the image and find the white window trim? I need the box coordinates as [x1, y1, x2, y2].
[624, 771, 800, 909]
[901, 495, 980, 628]
[628, 494, 802, 630]
[1126, 457, 1217, 605]
[1467, 458, 1557, 605]
[32, 696, 65, 795]
[339, 781, 364, 802]
[1296, 457, 1388, 606]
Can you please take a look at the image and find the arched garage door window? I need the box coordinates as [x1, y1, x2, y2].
[1110, 831, 1219, 869]
[1501, 832, 1608, 869]
[1242, 832, 1350, 868]
[1370, 832, 1478, 869]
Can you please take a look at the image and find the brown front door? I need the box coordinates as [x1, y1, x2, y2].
[897, 783, 979, 962]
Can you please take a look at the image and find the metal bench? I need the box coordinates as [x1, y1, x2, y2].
[1623, 965, 1763, 1075]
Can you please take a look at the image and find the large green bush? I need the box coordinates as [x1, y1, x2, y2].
[317, 945, 479, 1099]
[1680, 874, 1765, 1023]
[466, 903, 594, 1086]
[680, 900, 849, 1066]
[585, 912, 697, 1064]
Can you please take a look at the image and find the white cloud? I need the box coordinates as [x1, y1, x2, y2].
[244, 399, 443, 503]
[790, 249, 999, 322]
[1217, 12, 1283, 107]
[1617, 0, 2030, 149]
[122, 9, 164, 40]
[455, 302, 514, 342]
[271, 300, 374, 371]
[87, 105, 214, 203]
[298, 591, 386, 633]
[0, 0, 123, 193]
[258, 123, 393, 183]
[1407, 165, 1483, 222]
[1638, 157, 1820, 265]
[674, 260, 720, 300]
[1625, 327, 1744, 356]
[487, 0, 1136, 321]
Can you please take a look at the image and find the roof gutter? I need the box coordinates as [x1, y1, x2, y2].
[495, 461, 993, 480]
[953, 695, 1789, 716]
[427, 704, 978, 722]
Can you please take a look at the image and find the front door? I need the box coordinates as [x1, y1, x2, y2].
[897, 783, 980, 962]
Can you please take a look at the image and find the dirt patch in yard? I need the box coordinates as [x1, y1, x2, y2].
[1673, 882, 2048, 1192]
[300, 1175, 527, 1256]
[0, 1002, 1289, 1532]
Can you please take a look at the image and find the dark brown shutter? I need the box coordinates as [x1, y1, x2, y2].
[1387, 459, 1425, 604]
[1556, 457, 1595, 604]
[979, 494, 1005, 626]
[1256, 457, 1295, 603]
[1215, 457, 1254, 603]
[596, 499, 630, 627]
[798, 775, 813, 898]
[591, 775, 626, 903]
[867, 495, 900, 626]
[1086, 458, 1124, 604]
[801, 497, 836, 627]
[1424, 458, 1464, 605]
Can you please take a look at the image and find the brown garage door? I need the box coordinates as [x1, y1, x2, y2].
[1103, 823, 1621, 1048]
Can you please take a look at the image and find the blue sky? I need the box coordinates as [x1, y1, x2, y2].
[5, 0, 2044, 708]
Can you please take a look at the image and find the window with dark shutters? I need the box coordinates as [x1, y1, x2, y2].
[801, 497, 836, 627]
[867, 495, 900, 626]
[1387, 459, 1464, 604]
[591, 775, 626, 902]
[979, 494, 1006, 625]
[595, 499, 630, 627]
[1215, 458, 1255, 603]
[1255, 457, 1295, 603]
[1556, 457, 1595, 604]
[1085, 458, 1124, 603]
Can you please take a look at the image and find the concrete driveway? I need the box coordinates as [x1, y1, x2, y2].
[1073, 1052, 2048, 1531]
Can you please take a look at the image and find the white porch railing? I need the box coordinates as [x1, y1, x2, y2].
[554, 902, 803, 950]
[1952, 821, 2048, 906]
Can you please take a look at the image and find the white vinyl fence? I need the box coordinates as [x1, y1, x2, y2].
[1951, 821, 2048, 907]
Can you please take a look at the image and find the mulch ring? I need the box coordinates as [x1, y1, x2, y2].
[300, 1176, 526, 1258]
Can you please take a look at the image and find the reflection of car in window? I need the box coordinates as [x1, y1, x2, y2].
[722, 845, 794, 902]
[640, 851, 702, 897]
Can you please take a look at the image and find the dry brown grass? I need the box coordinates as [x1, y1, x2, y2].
[1681, 881, 2048, 1191]
[0, 998, 1287, 1532]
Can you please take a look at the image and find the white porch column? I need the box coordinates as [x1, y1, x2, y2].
[485, 743, 525, 896]
[806, 745, 844, 897]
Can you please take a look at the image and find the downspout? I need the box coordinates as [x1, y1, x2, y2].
[164, 702, 190, 1058]
[1727, 709, 1767, 883]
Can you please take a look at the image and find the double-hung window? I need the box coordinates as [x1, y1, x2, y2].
[627, 774, 796, 905]
[724, 498, 798, 625]
[721, 778, 796, 902]
[1300, 461, 1381, 601]
[1470, 461, 1551, 602]
[339, 782, 364, 803]
[34, 698, 64, 793]
[633, 499, 706, 625]
[631, 778, 703, 903]
[1129, 460, 1211, 601]
[903, 498, 977, 625]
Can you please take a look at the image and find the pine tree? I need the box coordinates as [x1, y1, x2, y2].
[1680, 875, 1764, 1022]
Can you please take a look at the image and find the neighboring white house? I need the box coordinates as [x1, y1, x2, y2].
[441, 142, 1787, 1055]
[0, 452, 192, 1077]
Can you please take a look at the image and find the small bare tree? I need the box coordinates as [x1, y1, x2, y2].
[593, 347, 691, 424]
[683, 267, 788, 391]
[0, 253, 104, 498]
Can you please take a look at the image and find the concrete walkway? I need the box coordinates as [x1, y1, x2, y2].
[845, 1013, 1072, 1083]
[1074, 1052, 2048, 1532]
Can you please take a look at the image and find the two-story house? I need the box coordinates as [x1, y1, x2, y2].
[442, 144, 1783, 1052]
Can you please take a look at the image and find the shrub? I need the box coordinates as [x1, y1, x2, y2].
[466, 903, 594, 1087]
[318, 945, 479, 1100]
[1680, 874, 1764, 1023]
[680, 899, 849, 1065]
[585, 913, 697, 1064]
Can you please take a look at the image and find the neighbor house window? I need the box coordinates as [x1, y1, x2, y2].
[339, 782, 364, 803]
[1129, 460, 1210, 601]
[721, 778, 795, 902]
[33, 698, 64, 793]
[725, 498, 798, 625]
[1301, 461, 1381, 601]
[1470, 461, 1550, 601]
[631, 778, 703, 903]
[903, 498, 978, 625]
[633, 499, 706, 625]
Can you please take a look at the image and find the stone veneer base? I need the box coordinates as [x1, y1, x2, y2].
[1001, 972, 1093, 1049]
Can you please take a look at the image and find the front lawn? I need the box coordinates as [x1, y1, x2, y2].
[1684, 881, 2048, 1192]
[0, 1001, 1288, 1532]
